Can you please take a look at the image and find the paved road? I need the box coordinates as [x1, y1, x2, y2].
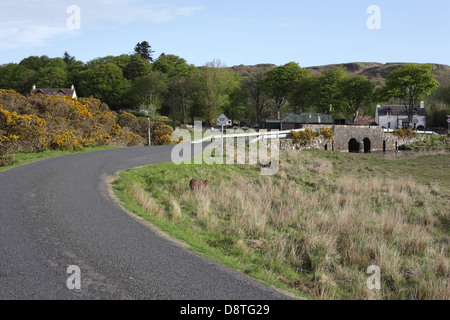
[0, 145, 289, 300]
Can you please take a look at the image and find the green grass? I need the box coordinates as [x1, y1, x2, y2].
[404, 135, 450, 150]
[0, 145, 122, 173]
[113, 149, 450, 300]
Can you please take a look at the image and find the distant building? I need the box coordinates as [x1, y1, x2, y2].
[375, 101, 426, 130]
[31, 84, 77, 99]
[281, 113, 334, 130]
[261, 113, 334, 130]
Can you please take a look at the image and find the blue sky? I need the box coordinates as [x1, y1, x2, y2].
[1, 0, 449, 67]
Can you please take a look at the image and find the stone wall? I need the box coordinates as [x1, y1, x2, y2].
[286, 125, 427, 153]
[276, 138, 331, 151]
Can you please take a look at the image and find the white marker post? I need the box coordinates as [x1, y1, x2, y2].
[217, 114, 229, 156]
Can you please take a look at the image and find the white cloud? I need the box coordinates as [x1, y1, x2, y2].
[0, 0, 203, 51]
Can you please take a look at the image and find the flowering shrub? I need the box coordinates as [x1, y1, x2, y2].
[43, 130, 82, 151]
[0, 105, 46, 152]
[320, 127, 334, 141]
[117, 112, 141, 133]
[393, 128, 417, 139]
[0, 90, 155, 165]
[151, 122, 173, 145]
[354, 116, 375, 126]
[289, 129, 317, 146]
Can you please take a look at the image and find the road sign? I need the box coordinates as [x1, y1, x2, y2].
[414, 118, 419, 124]
[447, 118, 450, 124]
[217, 114, 229, 156]
[217, 114, 229, 126]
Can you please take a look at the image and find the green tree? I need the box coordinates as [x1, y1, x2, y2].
[197, 60, 242, 126]
[19, 55, 50, 71]
[153, 54, 196, 79]
[243, 65, 273, 125]
[123, 55, 152, 81]
[131, 71, 169, 108]
[134, 41, 155, 62]
[424, 85, 450, 128]
[38, 66, 68, 88]
[289, 71, 317, 113]
[385, 64, 439, 126]
[315, 66, 349, 114]
[339, 76, 376, 124]
[79, 63, 131, 108]
[260, 62, 308, 119]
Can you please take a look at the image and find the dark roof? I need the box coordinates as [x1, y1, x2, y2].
[378, 105, 426, 117]
[282, 113, 334, 124]
[265, 119, 281, 123]
[31, 88, 76, 96]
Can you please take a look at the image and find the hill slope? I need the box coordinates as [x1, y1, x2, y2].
[231, 62, 450, 86]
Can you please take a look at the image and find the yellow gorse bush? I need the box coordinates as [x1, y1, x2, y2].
[289, 128, 317, 146]
[0, 90, 175, 165]
[320, 127, 334, 141]
[393, 128, 417, 139]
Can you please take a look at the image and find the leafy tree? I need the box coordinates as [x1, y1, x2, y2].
[260, 62, 308, 119]
[224, 82, 248, 124]
[38, 66, 69, 88]
[123, 55, 152, 81]
[243, 65, 273, 125]
[131, 71, 168, 107]
[424, 85, 450, 128]
[66, 60, 86, 89]
[339, 76, 376, 124]
[315, 66, 349, 114]
[0, 64, 38, 94]
[86, 55, 131, 70]
[134, 41, 155, 62]
[153, 54, 196, 79]
[385, 64, 439, 125]
[19, 55, 50, 71]
[78, 63, 131, 109]
[197, 60, 242, 126]
[289, 71, 316, 113]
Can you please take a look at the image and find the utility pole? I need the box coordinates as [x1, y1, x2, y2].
[148, 116, 151, 146]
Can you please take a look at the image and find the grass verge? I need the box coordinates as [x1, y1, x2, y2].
[113, 149, 449, 300]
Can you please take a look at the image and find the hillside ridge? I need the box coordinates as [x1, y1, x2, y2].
[230, 62, 450, 86]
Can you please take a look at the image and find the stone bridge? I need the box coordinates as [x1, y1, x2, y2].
[304, 125, 399, 153]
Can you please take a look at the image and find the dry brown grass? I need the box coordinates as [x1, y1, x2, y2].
[123, 150, 450, 300]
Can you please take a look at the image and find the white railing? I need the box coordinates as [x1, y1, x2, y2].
[191, 129, 304, 144]
[383, 129, 439, 135]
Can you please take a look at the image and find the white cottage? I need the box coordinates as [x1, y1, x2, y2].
[375, 101, 426, 130]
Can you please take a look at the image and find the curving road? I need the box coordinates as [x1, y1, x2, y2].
[0, 145, 289, 300]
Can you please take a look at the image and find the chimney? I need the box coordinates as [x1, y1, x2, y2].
[71, 84, 75, 90]
[32, 84, 36, 90]
[329, 104, 333, 114]
[420, 99, 425, 109]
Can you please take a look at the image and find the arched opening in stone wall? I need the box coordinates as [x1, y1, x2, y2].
[383, 140, 386, 152]
[349, 138, 359, 153]
[324, 144, 328, 151]
[363, 138, 371, 153]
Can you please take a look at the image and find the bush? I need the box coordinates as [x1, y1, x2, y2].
[151, 122, 173, 145]
[320, 127, 334, 141]
[289, 129, 317, 146]
[393, 128, 417, 139]
[0, 105, 47, 152]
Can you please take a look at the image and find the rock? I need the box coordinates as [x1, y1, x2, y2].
[190, 179, 210, 192]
